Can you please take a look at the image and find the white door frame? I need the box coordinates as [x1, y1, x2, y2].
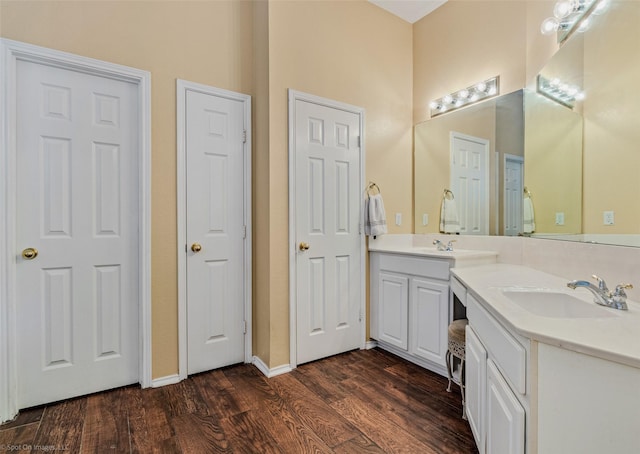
[450, 131, 490, 235]
[287, 89, 366, 369]
[0, 38, 152, 423]
[176, 79, 252, 381]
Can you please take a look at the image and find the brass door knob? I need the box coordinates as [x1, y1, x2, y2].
[191, 243, 202, 253]
[22, 247, 38, 260]
[299, 242, 310, 251]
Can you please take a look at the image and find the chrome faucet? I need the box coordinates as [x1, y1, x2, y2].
[433, 239, 456, 251]
[567, 274, 633, 310]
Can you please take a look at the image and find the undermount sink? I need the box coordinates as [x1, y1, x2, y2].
[501, 288, 617, 319]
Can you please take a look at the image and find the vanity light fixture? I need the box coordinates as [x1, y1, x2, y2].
[541, 0, 609, 42]
[429, 76, 500, 118]
[536, 74, 585, 108]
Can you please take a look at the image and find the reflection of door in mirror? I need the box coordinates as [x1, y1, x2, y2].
[450, 132, 489, 235]
[504, 155, 524, 236]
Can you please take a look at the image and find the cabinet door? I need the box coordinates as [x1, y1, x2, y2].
[486, 358, 525, 454]
[378, 272, 409, 350]
[410, 278, 449, 365]
[466, 326, 487, 454]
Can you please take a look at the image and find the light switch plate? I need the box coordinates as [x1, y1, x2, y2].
[555, 212, 565, 225]
[395, 213, 402, 226]
[422, 213, 428, 226]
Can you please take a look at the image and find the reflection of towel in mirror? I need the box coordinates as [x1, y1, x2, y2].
[523, 197, 535, 233]
[365, 194, 388, 237]
[439, 198, 460, 234]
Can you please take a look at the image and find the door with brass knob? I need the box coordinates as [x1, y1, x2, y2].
[299, 242, 310, 251]
[21, 247, 38, 260]
[191, 243, 202, 253]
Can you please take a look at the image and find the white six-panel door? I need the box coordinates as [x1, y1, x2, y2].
[504, 155, 524, 236]
[450, 132, 490, 235]
[15, 59, 140, 408]
[292, 94, 363, 365]
[185, 87, 247, 375]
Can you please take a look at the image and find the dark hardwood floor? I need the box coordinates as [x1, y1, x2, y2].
[0, 348, 478, 453]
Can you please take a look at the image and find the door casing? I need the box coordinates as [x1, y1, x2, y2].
[176, 79, 252, 381]
[287, 89, 366, 369]
[0, 38, 152, 423]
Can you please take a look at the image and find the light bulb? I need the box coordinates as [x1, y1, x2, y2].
[551, 78, 561, 87]
[443, 95, 453, 105]
[575, 91, 585, 101]
[487, 86, 497, 96]
[469, 93, 480, 102]
[429, 101, 439, 110]
[458, 89, 469, 99]
[475, 82, 487, 93]
[566, 86, 579, 96]
[454, 98, 465, 108]
[553, 0, 574, 19]
[541, 17, 560, 35]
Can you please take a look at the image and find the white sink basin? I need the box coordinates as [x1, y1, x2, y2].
[501, 288, 617, 318]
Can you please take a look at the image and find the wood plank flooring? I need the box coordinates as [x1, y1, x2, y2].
[0, 348, 478, 453]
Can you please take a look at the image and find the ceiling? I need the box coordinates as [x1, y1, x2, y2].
[368, 0, 448, 24]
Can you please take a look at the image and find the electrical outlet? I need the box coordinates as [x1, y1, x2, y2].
[604, 211, 615, 225]
[555, 212, 565, 226]
[395, 213, 402, 226]
[422, 213, 429, 226]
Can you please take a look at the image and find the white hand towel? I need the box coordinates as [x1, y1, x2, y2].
[366, 194, 387, 237]
[523, 197, 535, 233]
[439, 198, 460, 234]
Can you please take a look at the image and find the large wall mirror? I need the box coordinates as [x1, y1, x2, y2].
[414, 0, 640, 247]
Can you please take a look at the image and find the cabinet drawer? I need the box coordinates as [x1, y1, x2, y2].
[468, 293, 527, 394]
[378, 253, 449, 280]
[450, 275, 467, 306]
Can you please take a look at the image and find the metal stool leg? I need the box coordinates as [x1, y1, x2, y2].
[460, 357, 467, 420]
[446, 349, 453, 393]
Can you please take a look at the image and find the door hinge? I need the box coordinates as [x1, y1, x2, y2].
[242, 225, 247, 239]
[359, 222, 362, 235]
[243, 320, 247, 334]
[357, 136, 361, 147]
[243, 130, 247, 143]
[185, 244, 188, 253]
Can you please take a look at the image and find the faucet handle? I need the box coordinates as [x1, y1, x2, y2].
[446, 240, 457, 251]
[614, 283, 633, 295]
[592, 274, 609, 292]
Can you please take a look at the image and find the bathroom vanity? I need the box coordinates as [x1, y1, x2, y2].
[452, 264, 640, 454]
[369, 234, 640, 454]
[368, 236, 497, 376]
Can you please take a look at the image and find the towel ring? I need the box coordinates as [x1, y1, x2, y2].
[366, 182, 380, 196]
[443, 189, 454, 200]
[524, 187, 532, 198]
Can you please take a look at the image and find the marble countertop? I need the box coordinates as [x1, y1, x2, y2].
[452, 264, 640, 369]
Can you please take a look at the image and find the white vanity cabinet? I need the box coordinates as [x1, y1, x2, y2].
[463, 291, 528, 454]
[370, 252, 451, 375]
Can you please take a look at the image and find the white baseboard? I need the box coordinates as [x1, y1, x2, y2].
[365, 340, 378, 349]
[151, 374, 181, 388]
[252, 356, 292, 378]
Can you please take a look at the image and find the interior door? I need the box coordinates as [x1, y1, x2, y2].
[294, 97, 362, 365]
[185, 89, 246, 375]
[504, 155, 524, 236]
[16, 59, 139, 408]
[450, 132, 489, 235]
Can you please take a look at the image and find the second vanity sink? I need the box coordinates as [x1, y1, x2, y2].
[500, 288, 618, 319]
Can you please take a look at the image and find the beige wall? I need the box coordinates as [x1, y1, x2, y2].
[265, 0, 413, 367]
[1, 0, 255, 378]
[582, 1, 640, 233]
[413, 1, 529, 125]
